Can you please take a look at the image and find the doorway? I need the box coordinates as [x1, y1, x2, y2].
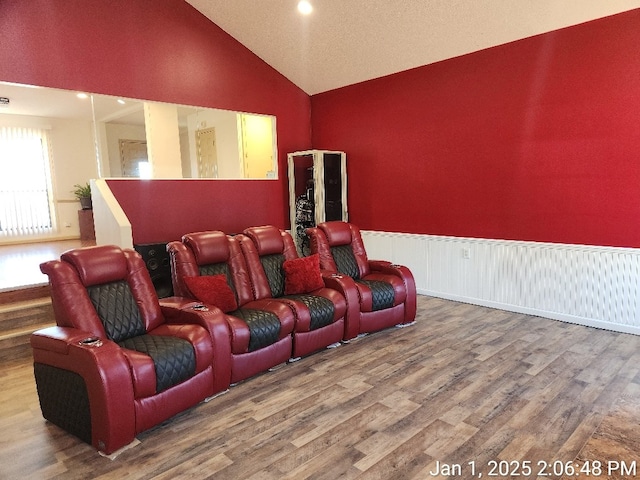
[195, 127, 218, 178]
[119, 139, 149, 178]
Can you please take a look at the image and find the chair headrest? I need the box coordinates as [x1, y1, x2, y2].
[243, 225, 284, 255]
[320, 221, 353, 246]
[61, 245, 128, 287]
[183, 231, 230, 265]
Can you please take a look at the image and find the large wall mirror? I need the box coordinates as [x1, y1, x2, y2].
[0, 81, 278, 180]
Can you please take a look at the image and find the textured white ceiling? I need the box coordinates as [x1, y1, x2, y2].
[187, 0, 640, 95]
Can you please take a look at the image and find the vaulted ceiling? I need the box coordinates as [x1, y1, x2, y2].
[187, 0, 640, 95]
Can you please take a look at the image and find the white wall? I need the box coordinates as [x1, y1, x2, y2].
[144, 102, 182, 178]
[91, 179, 132, 248]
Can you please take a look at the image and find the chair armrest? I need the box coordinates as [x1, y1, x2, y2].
[369, 261, 413, 281]
[30, 326, 135, 455]
[368, 260, 393, 271]
[368, 262, 417, 323]
[30, 326, 95, 355]
[321, 273, 361, 341]
[159, 296, 202, 320]
[159, 299, 233, 393]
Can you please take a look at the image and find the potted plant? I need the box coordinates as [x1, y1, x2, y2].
[73, 182, 92, 210]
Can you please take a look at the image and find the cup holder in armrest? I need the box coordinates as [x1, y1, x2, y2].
[79, 337, 103, 347]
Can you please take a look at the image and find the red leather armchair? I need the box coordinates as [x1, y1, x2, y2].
[31, 245, 226, 455]
[239, 225, 350, 358]
[307, 221, 417, 341]
[167, 231, 295, 383]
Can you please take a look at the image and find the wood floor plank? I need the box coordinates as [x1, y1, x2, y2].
[2, 295, 640, 479]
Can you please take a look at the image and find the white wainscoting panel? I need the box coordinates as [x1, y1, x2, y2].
[361, 230, 640, 335]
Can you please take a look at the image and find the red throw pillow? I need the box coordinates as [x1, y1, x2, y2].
[283, 254, 324, 295]
[184, 274, 238, 313]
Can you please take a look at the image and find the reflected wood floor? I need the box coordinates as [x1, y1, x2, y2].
[1, 296, 639, 479]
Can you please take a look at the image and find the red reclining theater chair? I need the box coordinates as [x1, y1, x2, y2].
[238, 225, 350, 359]
[31, 245, 227, 455]
[167, 231, 295, 383]
[306, 221, 417, 341]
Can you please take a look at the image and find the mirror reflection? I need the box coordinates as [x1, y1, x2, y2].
[0, 81, 278, 180]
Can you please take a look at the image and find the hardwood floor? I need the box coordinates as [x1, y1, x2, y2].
[1, 296, 639, 479]
[0, 239, 95, 361]
[0, 239, 92, 293]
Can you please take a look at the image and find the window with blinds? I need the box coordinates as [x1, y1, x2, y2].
[0, 126, 56, 238]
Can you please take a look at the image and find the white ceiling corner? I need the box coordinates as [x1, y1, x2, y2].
[186, 0, 640, 95]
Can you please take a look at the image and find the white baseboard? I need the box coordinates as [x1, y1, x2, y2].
[419, 288, 640, 336]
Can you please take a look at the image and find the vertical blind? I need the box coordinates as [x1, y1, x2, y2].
[0, 126, 55, 238]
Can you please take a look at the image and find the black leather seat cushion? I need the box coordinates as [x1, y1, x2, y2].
[284, 294, 335, 330]
[357, 279, 395, 311]
[119, 334, 196, 393]
[232, 308, 282, 352]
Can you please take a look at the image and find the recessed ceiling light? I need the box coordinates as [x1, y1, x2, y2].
[297, 0, 312, 15]
[117, 99, 126, 105]
[76, 93, 89, 99]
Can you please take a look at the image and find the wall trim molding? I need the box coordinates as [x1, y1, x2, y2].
[361, 230, 640, 336]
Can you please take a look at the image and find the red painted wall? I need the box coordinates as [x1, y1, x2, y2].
[311, 10, 640, 248]
[0, 0, 311, 243]
[106, 180, 282, 243]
